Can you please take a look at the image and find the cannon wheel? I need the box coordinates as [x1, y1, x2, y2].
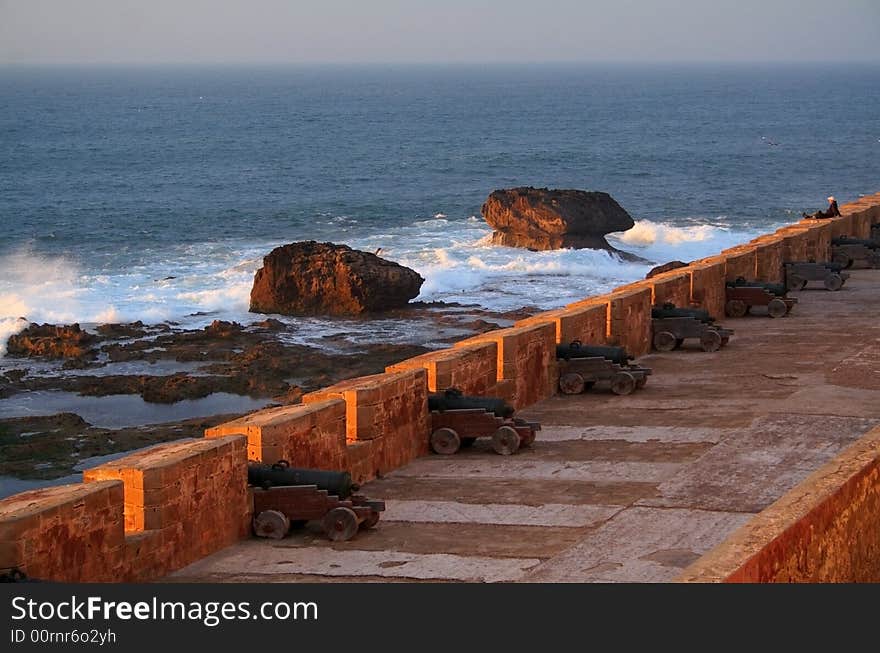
[653, 330, 677, 352]
[725, 299, 748, 318]
[430, 427, 461, 455]
[832, 251, 853, 268]
[559, 372, 586, 395]
[360, 510, 381, 530]
[720, 335, 730, 346]
[460, 437, 477, 448]
[823, 273, 844, 291]
[786, 273, 805, 291]
[322, 507, 359, 542]
[253, 510, 290, 540]
[635, 375, 648, 389]
[767, 297, 788, 318]
[491, 425, 521, 455]
[521, 429, 537, 447]
[610, 371, 636, 396]
[700, 329, 723, 352]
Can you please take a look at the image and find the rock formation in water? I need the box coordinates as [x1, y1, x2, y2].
[645, 260, 690, 279]
[249, 241, 424, 316]
[6, 323, 98, 360]
[481, 187, 635, 252]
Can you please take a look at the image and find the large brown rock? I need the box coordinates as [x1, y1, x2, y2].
[6, 323, 98, 360]
[646, 260, 690, 279]
[482, 187, 635, 251]
[249, 241, 424, 316]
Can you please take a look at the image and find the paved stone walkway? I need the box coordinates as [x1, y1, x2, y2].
[170, 270, 880, 583]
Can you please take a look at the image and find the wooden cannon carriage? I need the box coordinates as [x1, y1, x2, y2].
[249, 461, 385, 542]
[831, 236, 880, 269]
[428, 389, 540, 456]
[556, 341, 651, 396]
[651, 304, 734, 352]
[784, 262, 850, 291]
[725, 278, 797, 318]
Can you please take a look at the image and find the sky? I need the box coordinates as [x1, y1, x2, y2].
[1, 0, 878, 65]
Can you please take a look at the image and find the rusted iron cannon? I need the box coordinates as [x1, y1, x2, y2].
[428, 386, 513, 417]
[428, 388, 540, 456]
[831, 236, 880, 269]
[651, 303, 733, 352]
[248, 461, 357, 498]
[556, 340, 651, 395]
[249, 461, 384, 542]
[784, 261, 849, 291]
[650, 303, 714, 324]
[725, 277, 797, 318]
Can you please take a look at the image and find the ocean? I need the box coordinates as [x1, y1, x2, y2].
[2, 63, 879, 352]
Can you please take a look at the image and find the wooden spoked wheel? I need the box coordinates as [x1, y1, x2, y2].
[322, 507, 359, 542]
[610, 371, 636, 396]
[253, 510, 290, 540]
[725, 299, 748, 318]
[700, 329, 723, 352]
[823, 273, 843, 291]
[832, 252, 853, 268]
[653, 330, 677, 352]
[430, 427, 461, 455]
[559, 372, 586, 395]
[786, 274, 805, 291]
[767, 297, 788, 318]
[491, 426, 521, 456]
[360, 510, 381, 530]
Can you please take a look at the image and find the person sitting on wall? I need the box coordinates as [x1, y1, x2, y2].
[802, 196, 841, 219]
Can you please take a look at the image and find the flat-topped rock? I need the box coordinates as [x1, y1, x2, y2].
[482, 187, 635, 252]
[249, 241, 424, 316]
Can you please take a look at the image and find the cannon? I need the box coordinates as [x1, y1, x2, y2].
[831, 236, 880, 269]
[725, 279, 797, 318]
[651, 304, 733, 352]
[556, 340, 651, 395]
[428, 389, 540, 456]
[0, 568, 37, 583]
[784, 261, 850, 291]
[248, 461, 357, 498]
[428, 387, 513, 418]
[727, 276, 787, 297]
[556, 342, 631, 366]
[650, 303, 714, 324]
[249, 461, 384, 542]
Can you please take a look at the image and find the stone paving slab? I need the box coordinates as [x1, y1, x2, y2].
[382, 500, 622, 527]
[536, 425, 726, 444]
[387, 458, 684, 483]
[522, 507, 753, 583]
[636, 414, 878, 513]
[172, 542, 542, 582]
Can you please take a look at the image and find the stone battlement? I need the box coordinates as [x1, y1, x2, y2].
[3, 193, 880, 582]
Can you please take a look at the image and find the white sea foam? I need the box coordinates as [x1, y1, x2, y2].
[0, 215, 775, 355]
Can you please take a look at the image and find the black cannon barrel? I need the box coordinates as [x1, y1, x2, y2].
[786, 261, 848, 272]
[556, 342, 631, 365]
[651, 304, 714, 323]
[832, 237, 879, 249]
[726, 277, 787, 297]
[248, 462, 356, 498]
[428, 388, 514, 418]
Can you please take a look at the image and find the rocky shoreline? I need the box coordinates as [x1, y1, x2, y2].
[0, 302, 536, 482]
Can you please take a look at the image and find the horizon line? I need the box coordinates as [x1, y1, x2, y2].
[2, 59, 879, 67]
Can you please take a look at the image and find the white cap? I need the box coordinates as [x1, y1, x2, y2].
[828, 196, 836, 202]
